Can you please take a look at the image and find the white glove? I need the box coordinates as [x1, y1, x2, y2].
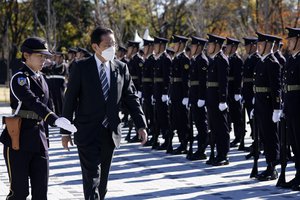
[55, 117, 77, 133]
[218, 102, 228, 111]
[137, 91, 142, 98]
[167, 98, 171, 106]
[161, 94, 169, 102]
[272, 109, 282, 123]
[234, 94, 242, 101]
[197, 99, 205, 108]
[252, 97, 255, 105]
[182, 98, 189, 109]
[250, 109, 254, 119]
[151, 95, 156, 105]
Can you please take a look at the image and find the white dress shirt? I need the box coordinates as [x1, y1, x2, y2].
[94, 54, 110, 87]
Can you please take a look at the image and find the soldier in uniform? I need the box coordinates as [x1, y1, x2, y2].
[0, 37, 76, 200]
[126, 40, 144, 142]
[280, 27, 300, 190]
[253, 32, 282, 181]
[169, 35, 190, 154]
[141, 37, 155, 146]
[206, 34, 230, 166]
[151, 36, 172, 150]
[66, 47, 78, 75]
[242, 37, 260, 144]
[186, 36, 209, 160]
[116, 46, 127, 61]
[44, 51, 67, 116]
[273, 37, 286, 68]
[224, 38, 244, 149]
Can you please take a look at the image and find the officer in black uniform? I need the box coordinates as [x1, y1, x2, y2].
[116, 45, 127, 61]
[254, 32, 282, 181]
[44, 51, 67, 116]
[66, 47, 78, 75]
[186, 36, 209, 160]
[242, 37, 261, 143]
[0, 37, 76, 200]
[280, 27, 300, 190]
[273, 36, 287, 70]
[141, 38, 155, 145]
[225, 38, 244, 148]
[169, 35, 190, 154]
[151, 36, 172, 150]
[126, 40, 144, 142]
[206, 34, 230, 166]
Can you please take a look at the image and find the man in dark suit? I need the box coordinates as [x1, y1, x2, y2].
[61, 27, 148, 200]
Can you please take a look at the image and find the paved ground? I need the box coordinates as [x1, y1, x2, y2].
[0, 103, 300, 200]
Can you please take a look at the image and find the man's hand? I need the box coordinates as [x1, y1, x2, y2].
[138, 128, 148, 145]
[62, 135, 73, 151]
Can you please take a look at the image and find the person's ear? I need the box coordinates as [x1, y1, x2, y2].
[24, 52, 30, 60]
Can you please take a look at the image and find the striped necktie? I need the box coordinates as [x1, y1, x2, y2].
[99, 63, 109, 128]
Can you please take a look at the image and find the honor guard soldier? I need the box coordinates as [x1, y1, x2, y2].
[126, 40, 144, 142]
[141, 37, 155, 146]
[116, 45, 127, 61]
[206, 34, 230, 166]
[0, 37, 76, 200]
[66, 47, 78, 75]
[280, 27, 300, 190]
[253, 32, 282, 181]
[169, 35, 190, 154]
[225, 38, 245, 149]
[44, 51, 67, 116]
[242, 37, 261, 143]
[186, 36, 209, 160]
[150, 36, 172, 150]
[273, 36, 286, 68]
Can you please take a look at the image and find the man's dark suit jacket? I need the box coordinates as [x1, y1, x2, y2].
[61, 56, 147, 148]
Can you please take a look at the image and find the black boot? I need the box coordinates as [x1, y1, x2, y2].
[256, 166, 278, 181]
[171, 144, 187, 155]
[212, 156, 229, 166]
[230, 138, 240, 147]
[187, 150, 207, 161]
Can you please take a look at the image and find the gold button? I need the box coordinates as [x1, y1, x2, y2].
[41, 94, 44, 97]
[37, 122, 40, 125]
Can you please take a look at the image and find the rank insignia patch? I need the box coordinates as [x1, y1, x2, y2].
[184, 64, 189, 70]
[17, 77, 27, 86]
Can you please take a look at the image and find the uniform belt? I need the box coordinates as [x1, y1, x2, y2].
[254, 87, 271, 93]
[228, 77, 234, 81]
[189, 81, 199, 86]
[207, 82, 219, 87]
[243, 78, 253, 83]
[172, 77, 182, 83]
[142, 78, 153, 83]
[12, 110, 42, 120]
[131, 76, 139, 80]
[154, 78, 164, 83]
[284, 84, 300, 92]
[46, 75, 65, 80]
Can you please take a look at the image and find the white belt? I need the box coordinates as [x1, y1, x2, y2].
[46, 75, 65, 80]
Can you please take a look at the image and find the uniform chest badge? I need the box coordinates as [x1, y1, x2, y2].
[139, 63, 143, 67]
[184, 64, 189, 70]
[17, 77, 27, 86]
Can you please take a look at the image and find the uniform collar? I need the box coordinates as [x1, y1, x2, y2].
[261, 52, 273, 61]
[292, 50, 300, 58]
[22, 62, 41, 77]
[210, 50, 222, 59]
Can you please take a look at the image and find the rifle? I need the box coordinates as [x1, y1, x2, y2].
[151, 97, 160, 149]
[238, 100, 246, 150]
[186, 104, 194, 159]
[250, 112, 259, 178]
[206, 107, 215, 165]
[276, 114, 287, 187]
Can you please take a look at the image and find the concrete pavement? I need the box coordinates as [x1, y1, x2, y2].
[0, 104, 299, 200]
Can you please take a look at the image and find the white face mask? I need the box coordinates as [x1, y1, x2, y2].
[101, 46, 115, 61]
